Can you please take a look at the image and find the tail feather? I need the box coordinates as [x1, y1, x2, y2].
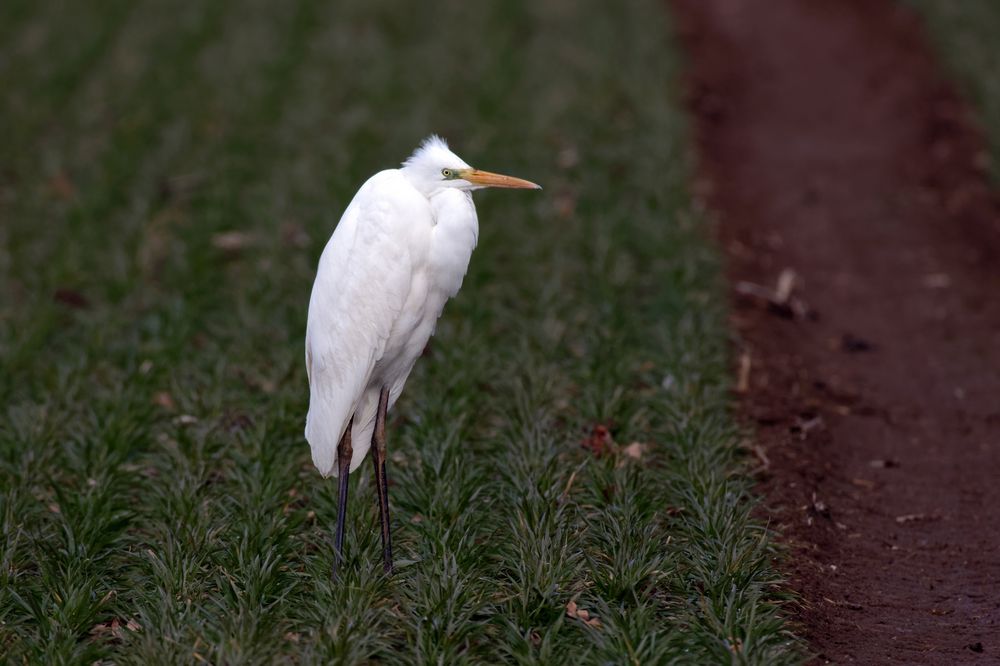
[305, 386, 380, 477]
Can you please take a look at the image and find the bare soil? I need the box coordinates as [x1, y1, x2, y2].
[670, 0, 1000, 662]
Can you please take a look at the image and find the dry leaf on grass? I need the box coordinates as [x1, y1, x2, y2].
[90, 617, 141, 642]
[565, 599, 602, 629]
[211, 231, 256, 253]
[581, 424, 613, 457]
[616, 442, 649, 467]
[153, 392, 176, 411]
[623, 442, 647, 460]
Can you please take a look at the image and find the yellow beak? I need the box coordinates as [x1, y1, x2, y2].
[461, 168, 541, 190]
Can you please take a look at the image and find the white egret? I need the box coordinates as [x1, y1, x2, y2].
[305, 135, 540, 576]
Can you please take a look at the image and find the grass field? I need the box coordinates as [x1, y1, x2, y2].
[908, 0, 1000, 175]
[0, 1, 798, 662]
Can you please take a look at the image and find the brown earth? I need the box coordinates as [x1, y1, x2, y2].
[669, 0, 1000, 663]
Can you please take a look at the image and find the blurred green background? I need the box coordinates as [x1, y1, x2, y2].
[0, 0, 807, 663]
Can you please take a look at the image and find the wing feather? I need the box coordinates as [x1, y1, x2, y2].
[304, 170, 427, 476]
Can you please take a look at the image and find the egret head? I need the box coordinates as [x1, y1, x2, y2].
[402, 135, 541, 196]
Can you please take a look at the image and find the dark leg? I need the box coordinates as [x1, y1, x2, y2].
[371, 386, 393, 574]
[333, 416, 353, 580]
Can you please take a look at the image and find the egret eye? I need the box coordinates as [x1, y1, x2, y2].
[441, 168, 453, 178]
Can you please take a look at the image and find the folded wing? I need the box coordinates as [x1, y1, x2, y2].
[304, 171, 426, 476]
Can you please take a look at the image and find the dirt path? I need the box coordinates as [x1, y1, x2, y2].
[670, 0, 1000, 662]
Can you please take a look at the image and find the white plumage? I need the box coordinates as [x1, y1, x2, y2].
[304, 136, 538, 477]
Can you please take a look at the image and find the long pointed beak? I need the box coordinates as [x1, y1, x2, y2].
[461, 168, 541, 190]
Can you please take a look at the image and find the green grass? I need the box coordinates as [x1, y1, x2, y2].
[908, 0, 1000, 176]
[1, 1, 799, 663]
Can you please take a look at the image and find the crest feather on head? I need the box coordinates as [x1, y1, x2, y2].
[402, 135, 468, 170]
